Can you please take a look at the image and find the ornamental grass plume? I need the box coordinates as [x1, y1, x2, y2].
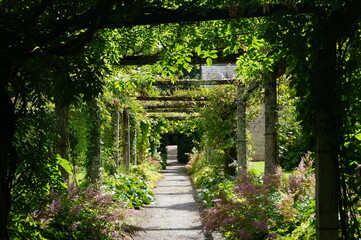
[286, 151, 315, 201]
[31, 181, 141, 239]
[277, 191, 299, 222]
[202, 168, 280, 239]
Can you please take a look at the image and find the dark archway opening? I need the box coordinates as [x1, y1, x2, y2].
[159, 132, 197, 164]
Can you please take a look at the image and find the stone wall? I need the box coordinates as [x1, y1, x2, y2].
[201, 63, 236, 80]
[201, 64, 265, 161]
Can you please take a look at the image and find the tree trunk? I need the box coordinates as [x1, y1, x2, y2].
[236, 85, 247, 170]
[0, 69, 15, 240]
[55, 102, 70, 180]
[264, 70, 278, 174]
[87, 100, 101, 183]
[123, 108, 130, 172]
[312, 20, 339, 240]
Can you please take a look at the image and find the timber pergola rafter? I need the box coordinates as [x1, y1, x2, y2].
[152, 79, 237, 87]
[146, 109, 197, 113]
[117, 53, 240, 66]
[148, 115, 201, 120]
[104, 4, 314, 29]
[137, 96, 208, 101]
[38, 3, 314, 56]
[137, 95, 207, 115]
[143, 102, 206, 109]
[138, 77, 238, 115]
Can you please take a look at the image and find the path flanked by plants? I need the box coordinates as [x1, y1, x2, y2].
[134, 145, 223, 240]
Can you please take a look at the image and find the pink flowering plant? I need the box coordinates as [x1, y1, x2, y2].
[202, 152, 316, 239]
[31, 181, 141, 239]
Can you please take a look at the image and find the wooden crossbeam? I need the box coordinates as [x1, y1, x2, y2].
[146, 112, 201, 117]
[143, 102, 206, 109]
[117, 53, 240, 66]
[152, 79, 236, 86]
[137, 96, 208, 101]
[148, 115, 201, 120]
[146, 109, 197, 113]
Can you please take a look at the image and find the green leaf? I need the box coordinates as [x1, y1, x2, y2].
[56, 155, 72, 176]
[223, 46, 231, 55]
[195, 46, 202, 56]
[209, 53, 218, 59]
[206, 58, 212, 66]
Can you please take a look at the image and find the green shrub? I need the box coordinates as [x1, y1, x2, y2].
[198, 179, 236, 209]
[104, 174, 154, 209]
[130, 158, 163, 187]
[103, 158, 163, 209]
[187, 151, 234, 208]
[278, 217, 316, 240]
[279, 137, 309, 171]
[176, 133, 195, 163]
[160, 153, 167, 169]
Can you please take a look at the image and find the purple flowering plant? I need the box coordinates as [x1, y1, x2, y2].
[201, 152, 315, 239]
[31, 181, 141, 239]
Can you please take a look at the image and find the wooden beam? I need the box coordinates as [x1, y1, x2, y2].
[137, 96, 208, 101]
[148, 116, 201, 120]
[105, 4, 314, 29]
[152, 79, 236, 86]
[144, 103, 206, 109]
[146, 112, 201, 117]
[118, 53, 240, 66]
[146, 109, 197, 113]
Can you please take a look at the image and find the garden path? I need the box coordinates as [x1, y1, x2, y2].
[134, 145, 223, 240]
